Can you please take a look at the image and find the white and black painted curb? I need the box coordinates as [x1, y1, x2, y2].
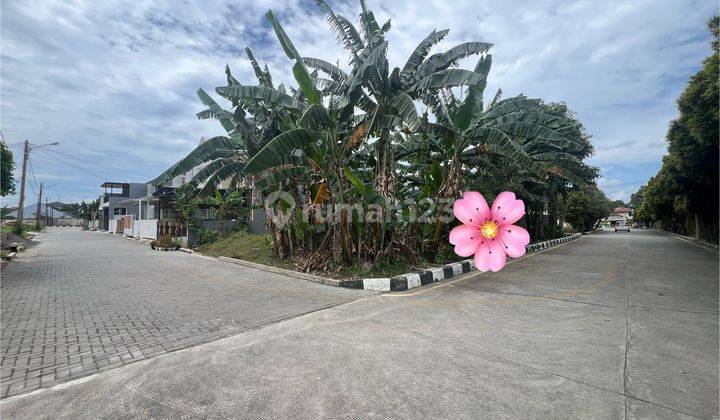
[342, 233, 582, 292]
[668, 232, 719, 252]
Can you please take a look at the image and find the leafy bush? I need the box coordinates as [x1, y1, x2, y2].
[542, 224, 566, 240]
[195, 228, 218, 246]
[151, 235, 179, 249]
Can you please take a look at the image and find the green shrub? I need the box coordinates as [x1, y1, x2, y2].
[542, 224, 566, 240]
[196, 228, 218, 245]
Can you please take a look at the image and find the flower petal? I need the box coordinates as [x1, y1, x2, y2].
[462, 191, 491, 220]
[449, 225, 481, 257]
[453, 192, 491, 225]
[498, 225, 530, 258]
[488, 239, 507, 271]
[473, 242, 492, 272]
[474, 240, 507, 272]
[491, 191, 525, 225]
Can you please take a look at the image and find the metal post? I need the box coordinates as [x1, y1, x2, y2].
[16, 140, 29, 229]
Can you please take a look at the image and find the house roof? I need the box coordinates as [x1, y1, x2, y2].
[116, 195, 158, 206]
[613, 207, 631, 213]
[100, 182, 127, 188]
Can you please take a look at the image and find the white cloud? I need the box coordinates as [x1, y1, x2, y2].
[1, 0, 715, 205]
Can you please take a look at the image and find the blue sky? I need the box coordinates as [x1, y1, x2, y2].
[1, 0, 716, 206]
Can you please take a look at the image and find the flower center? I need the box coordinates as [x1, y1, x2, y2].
[480, 220, 499, 239]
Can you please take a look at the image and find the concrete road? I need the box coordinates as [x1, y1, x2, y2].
[1, 230, 718, 419]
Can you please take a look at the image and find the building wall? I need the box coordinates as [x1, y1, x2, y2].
[99, 183, 148, 231]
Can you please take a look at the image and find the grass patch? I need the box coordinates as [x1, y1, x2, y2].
[1, 224, 33, 239]
[195, 230, 467, 280]
[195, 230, 294, 270]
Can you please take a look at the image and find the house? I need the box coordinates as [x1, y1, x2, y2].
[97, 182, 147, 231]
[101, 137, 269, 242]
[601, 207, 632, 228]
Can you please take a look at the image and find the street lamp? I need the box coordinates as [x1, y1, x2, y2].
[16, 140, 60, 231]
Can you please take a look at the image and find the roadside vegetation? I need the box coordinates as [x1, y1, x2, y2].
[195, 230, 292, 269]
[155, 1, 609, 275]
[1, 141, 15, 197]
[632, 17, 719, 243]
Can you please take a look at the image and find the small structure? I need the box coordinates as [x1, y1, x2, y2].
[600, 207, 632, 228]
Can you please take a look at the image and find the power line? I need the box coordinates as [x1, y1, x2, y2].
[28, 157, 40, 190]
[42, 148, 132, 175]
[34, 148, 128, 179]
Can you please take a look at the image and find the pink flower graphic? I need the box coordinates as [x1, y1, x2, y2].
[449, 191, 530, 272]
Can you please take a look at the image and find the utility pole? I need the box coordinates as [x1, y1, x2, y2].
[16, 140, 30, 231]
[35, 182, 43, 229]
[13, 140, 59, 233]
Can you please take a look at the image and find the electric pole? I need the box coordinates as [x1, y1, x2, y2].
[35, 182, 43, 229]
[16, 140, 29, 231]
[13, 140, 59, 233]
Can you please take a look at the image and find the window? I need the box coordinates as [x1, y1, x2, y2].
[113, 208, 126, 216]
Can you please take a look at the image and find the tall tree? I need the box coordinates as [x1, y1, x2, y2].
[633, 16, 719, 242]
[1, 142, 16, 197]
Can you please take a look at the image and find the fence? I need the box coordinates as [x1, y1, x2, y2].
[50, 218, 85, 227]
[135, 219, 158, 239]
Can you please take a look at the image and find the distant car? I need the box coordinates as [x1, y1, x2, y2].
[614, 222, 630, 232]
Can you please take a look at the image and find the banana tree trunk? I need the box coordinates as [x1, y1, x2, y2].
[373, 128, 395, 199]
[437, 154, 462, 201]
[429, 154, 461, 254]
[372, 128, 395, 255]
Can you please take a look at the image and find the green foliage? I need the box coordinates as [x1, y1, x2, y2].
[195, 228, 218, 245]
[632, 16, 719, 242]
[55, 199, 99, 221]
[542, 224, 566, 240]
[171, 184, 201, 229]
[565, 185, 613, 232]
[194, 229, 291, 270]
[1, 142, 16, 197]
[156, 1, 605, 270]
[200, 189, 245, 236]
[1, 206, 14, 219]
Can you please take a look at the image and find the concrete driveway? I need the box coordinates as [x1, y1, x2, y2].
[1, 230, 718, 418]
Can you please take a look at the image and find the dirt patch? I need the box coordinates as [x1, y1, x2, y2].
[1, 232, 34, 251]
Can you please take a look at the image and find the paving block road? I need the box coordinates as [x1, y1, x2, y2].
[0, 228, 371, 398]
[1, 229, 718, 418]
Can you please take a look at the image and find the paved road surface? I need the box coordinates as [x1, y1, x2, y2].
[0, 229, 370, 398]
[1, 229, 718, 418]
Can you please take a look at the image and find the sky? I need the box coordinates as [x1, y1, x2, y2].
[1, 0, 716, 206]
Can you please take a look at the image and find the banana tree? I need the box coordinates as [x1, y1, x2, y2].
[309, 0, 492, 200]
[396, 53, 593, 251]
[201, 188, 245, 237]
[149, 48, 295, 197]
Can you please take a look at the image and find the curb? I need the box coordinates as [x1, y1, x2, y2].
[217, 256, 344, 287]
[666, 232, 719, 252]
[351, 233, 583, 292]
